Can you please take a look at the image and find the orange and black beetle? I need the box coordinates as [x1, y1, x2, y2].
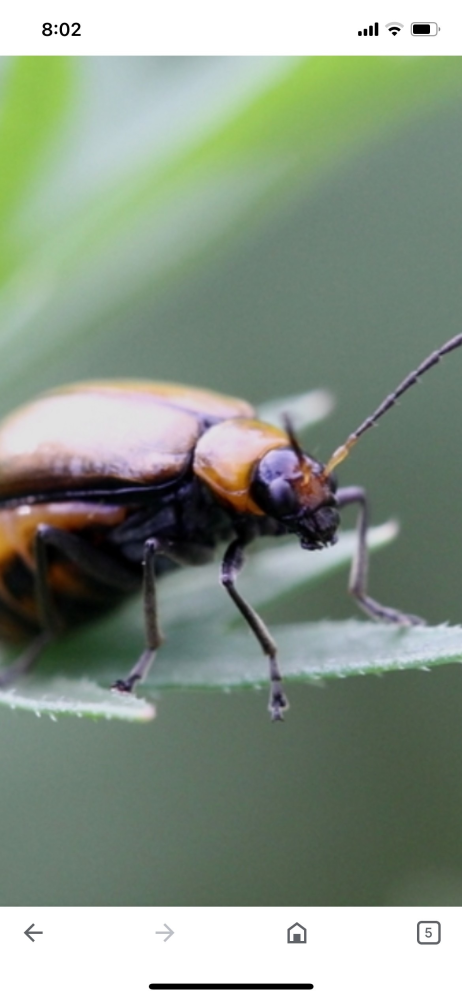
[0, 333, 461, 719]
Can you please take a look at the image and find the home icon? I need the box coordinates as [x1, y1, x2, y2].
[287, 922, 307, 944]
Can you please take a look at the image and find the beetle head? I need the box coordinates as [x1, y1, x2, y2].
[250, 446, 339, 550]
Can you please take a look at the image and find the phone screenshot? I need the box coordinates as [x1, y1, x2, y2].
[0, 3, 460, 997]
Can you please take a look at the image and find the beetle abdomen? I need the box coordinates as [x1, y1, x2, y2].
[0, 501, 136, 640]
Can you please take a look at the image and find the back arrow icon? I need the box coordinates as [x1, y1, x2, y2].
[24, 923, 43, 942]
[155, 923, 174, 942]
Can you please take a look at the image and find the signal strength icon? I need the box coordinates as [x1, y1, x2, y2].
[358, 22, 379, 35]
[386, 21, 404, 34]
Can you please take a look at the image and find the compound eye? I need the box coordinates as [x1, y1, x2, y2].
[267, 477, 298, 517]
[251, 473, 299, 519]
[251, 447, 304, 519]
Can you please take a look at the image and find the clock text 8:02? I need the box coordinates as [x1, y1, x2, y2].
[42, 23, 81, 36]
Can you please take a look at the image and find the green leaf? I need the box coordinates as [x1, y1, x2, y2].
[0, 679, 155, 723]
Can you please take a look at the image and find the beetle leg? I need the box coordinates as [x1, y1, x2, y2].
[34, 526, 71, 636]
[34, 524, 138, 634]
[221, 538, 288, 721]
[0, 526, 139, 688]
[336, 486, 424, 625]
[112, 538, 163, 693]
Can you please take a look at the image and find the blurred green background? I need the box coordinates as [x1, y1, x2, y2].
[1, 55, 462, 906]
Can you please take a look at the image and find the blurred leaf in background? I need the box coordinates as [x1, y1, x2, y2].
[1, 56, 462, 405]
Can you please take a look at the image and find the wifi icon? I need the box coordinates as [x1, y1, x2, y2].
[386, 21, 404, 34]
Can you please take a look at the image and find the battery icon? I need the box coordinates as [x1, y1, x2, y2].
[411, 22, 440, 35]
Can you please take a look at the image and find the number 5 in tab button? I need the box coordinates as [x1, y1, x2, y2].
[417, 921, 441, 944]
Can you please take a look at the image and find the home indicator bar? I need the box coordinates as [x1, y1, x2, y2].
[148, 987, 314, 992]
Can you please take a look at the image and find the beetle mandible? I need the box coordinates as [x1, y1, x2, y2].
[0, 333, 460, 720]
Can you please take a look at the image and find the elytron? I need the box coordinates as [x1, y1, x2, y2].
[0, 333, 460, 719]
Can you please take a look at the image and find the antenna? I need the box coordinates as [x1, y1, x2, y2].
[323, 332, 462, 477]
[282, 413, 305, 463]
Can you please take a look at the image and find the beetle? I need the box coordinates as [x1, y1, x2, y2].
[0, 332, 460, 720]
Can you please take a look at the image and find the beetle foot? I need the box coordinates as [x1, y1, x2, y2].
[269, 684, 289, 722]
[397, 612, 426, 626]
[378, 607, 426, 627]
[112, 678, 135, 694]
[356, 593, 426, 627]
